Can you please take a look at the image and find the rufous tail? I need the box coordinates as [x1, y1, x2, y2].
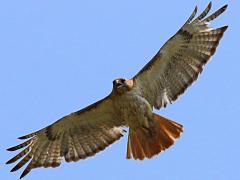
[126, 113, 183, 160]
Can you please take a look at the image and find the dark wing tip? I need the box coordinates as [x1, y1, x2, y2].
[217, 4, 228, 15]
[217, 26, 228, 34]
[206, 1, 212, 11]
[20, 168, 31, 179]
[18, 137, 26, 140]
[20, 175, 24, 179]
[6, 159, 13, 165]
[197, 1, 212, 20]
[222, 4, 228, 11]
[7, 147, 16, 151]
[18, 135, 31, 140]
[203, 3, 228, 23]
[194, 5, 198, 12]
[18, 131, 37, 140]
[7, 139, 32, 153]
[207, 1, 212, 10]
[219, 4, 228, 15]
[10, 165, 19, 172]
[221, 25, 228, 31]
[185, 5, 198, 24]
[193, 5, 198, 16]
[209, 1, 212, 7]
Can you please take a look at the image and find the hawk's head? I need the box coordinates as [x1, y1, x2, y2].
[112, 78, 133, 94]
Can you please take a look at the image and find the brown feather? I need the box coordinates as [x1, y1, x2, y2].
[127, 113, 183, 160]
[7, 139, 32, 152]
[10, 152, 33, 172]
[6, 147, 30, 164]
[134, 3, 228, 109]
[7, 95, 125, 178]
[196, 2, 212, 20]
[204, 4, 228, 22]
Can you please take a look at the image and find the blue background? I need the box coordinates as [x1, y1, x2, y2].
[1, 0, 239, 179]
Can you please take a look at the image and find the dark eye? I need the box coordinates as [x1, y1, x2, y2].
[121, 79, 125, 83]
[113, 78, 125, 87]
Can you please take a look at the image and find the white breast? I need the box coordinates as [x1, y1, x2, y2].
[114, 89, 152, 129]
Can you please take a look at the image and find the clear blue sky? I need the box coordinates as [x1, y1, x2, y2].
[1, 0, 239, 179]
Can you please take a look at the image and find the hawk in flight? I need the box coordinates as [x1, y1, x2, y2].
[7, 2, 228, 179]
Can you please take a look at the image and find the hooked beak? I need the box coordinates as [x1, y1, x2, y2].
[117, 84, 124, 89]
[116, 82, 125, 89]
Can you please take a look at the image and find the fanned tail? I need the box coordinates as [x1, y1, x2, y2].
[126, 113, 183, 160]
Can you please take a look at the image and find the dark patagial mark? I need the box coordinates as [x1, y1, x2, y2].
[45, 126, 57, 141]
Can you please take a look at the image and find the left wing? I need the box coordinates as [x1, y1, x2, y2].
[6, 96, 126, 179]
[133, 2, 228, 109]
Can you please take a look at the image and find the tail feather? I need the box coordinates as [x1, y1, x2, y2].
[126, 113, 183, 160]
[128, 134, 144, 160]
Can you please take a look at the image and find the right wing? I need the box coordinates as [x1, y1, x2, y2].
[6, 96, 126, 178]
[133, 2, 228, 109]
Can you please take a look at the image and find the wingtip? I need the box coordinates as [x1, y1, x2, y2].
[10, 167, 18, 172]
[6, 145, 19, 151]
[194, 5, 198, 12]
[221, 4, 228, 13]
[18, 132, 37, 140]
[208, 1, 212, 8]
[6, 156, 17, 164]
[221, 25, 228, 32]
[6, 147, 14, 151]
[18, 136, 27, 140]
[223, 4, 228, 10]
[20, 168, 31, 179]
[6, 159, 12, 165]
[20, 173, 25, 179]
[223, 25, 228, 29]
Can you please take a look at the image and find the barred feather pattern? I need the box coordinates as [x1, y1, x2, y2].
[6, 97, 126, 179]
[134, 2, 228, 109]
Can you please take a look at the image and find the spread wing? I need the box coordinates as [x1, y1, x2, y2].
[6, 96, 126, 179]
[133, 2, 228, 109]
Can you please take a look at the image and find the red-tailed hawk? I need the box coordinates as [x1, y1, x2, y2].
[7, 2, 228, 179]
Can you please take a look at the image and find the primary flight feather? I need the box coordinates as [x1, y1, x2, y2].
[6, 2, 228, 178]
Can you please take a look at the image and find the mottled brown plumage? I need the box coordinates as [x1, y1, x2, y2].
[6, 2, 227, 179]
[134, 2, 227, 109]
